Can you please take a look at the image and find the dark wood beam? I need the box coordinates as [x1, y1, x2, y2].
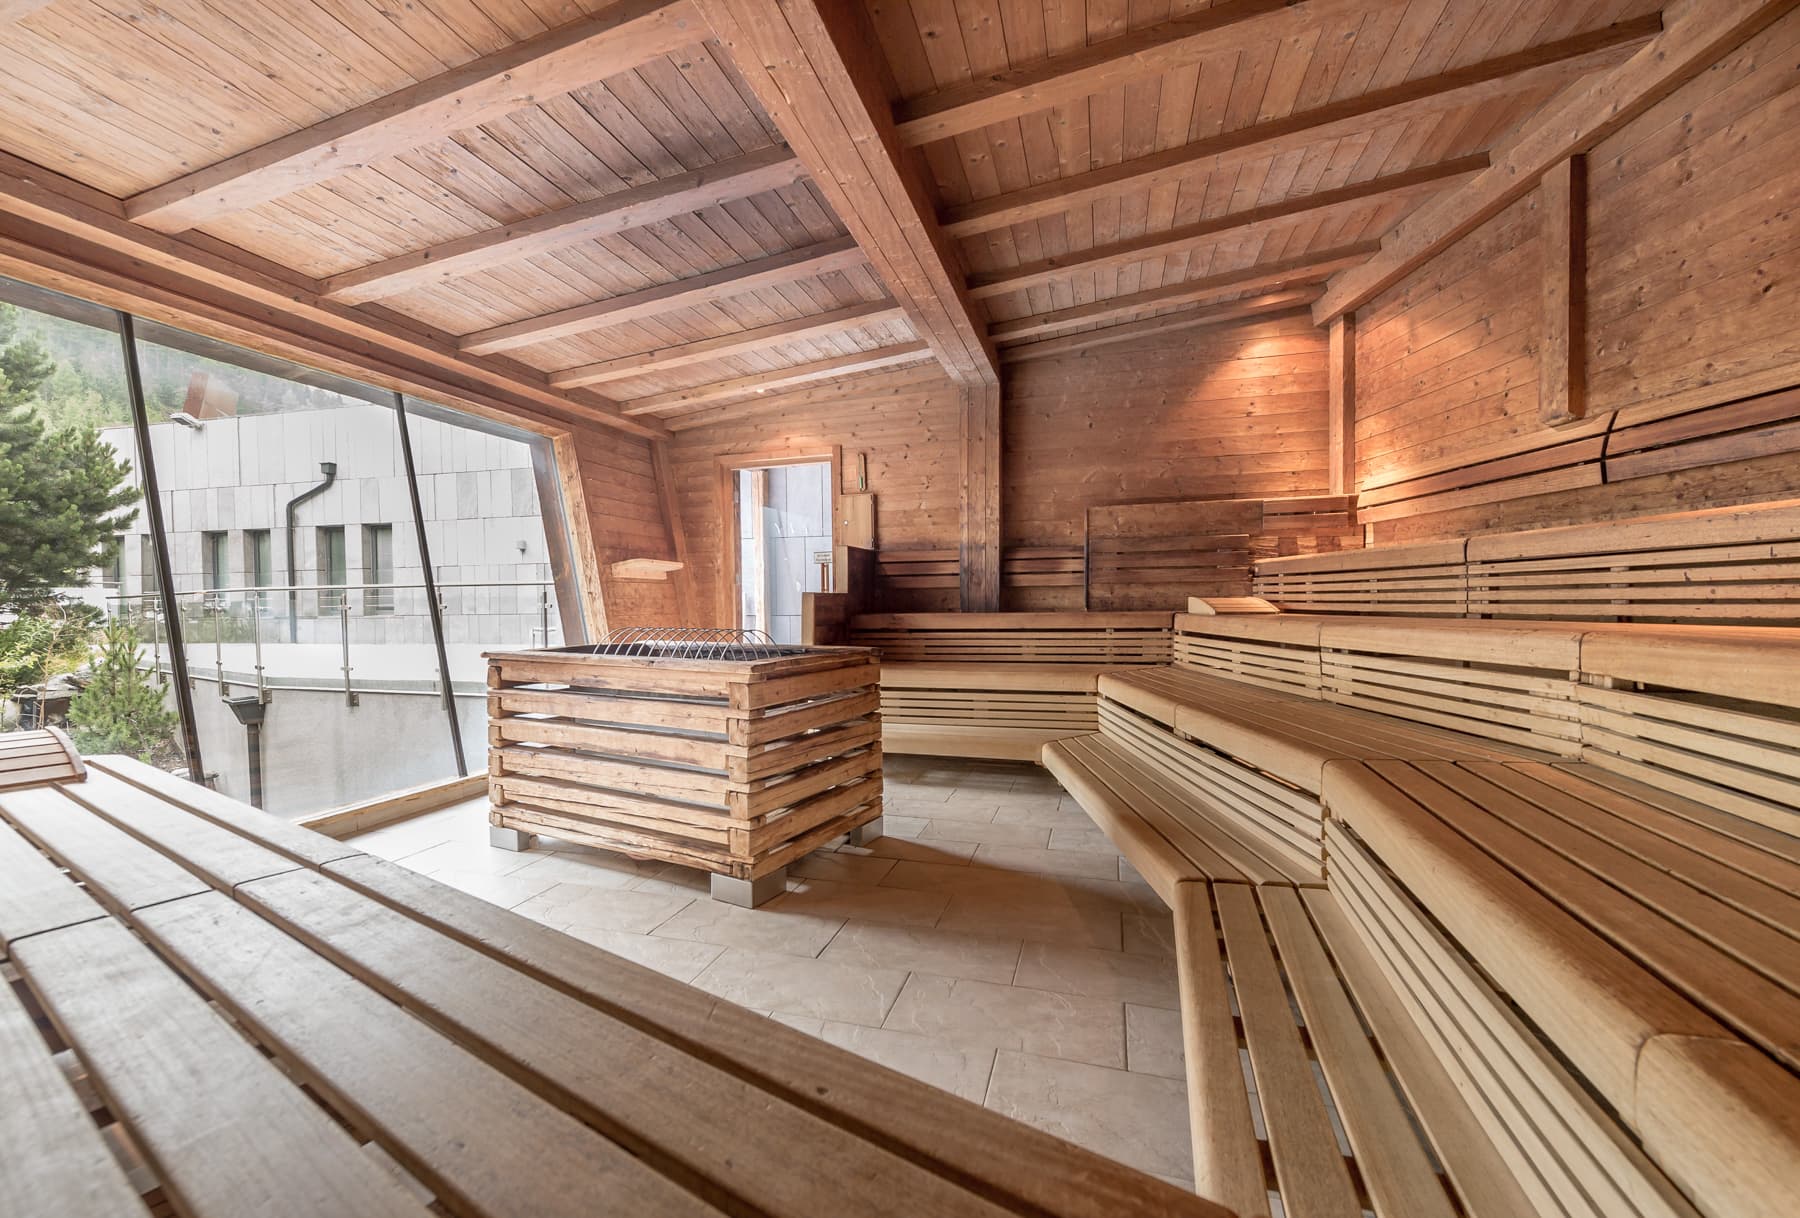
[1315, 0, 1794, 321]
[940, 18, 1659, 241]
[456, 237, 867, 355]
[621, 342, 934, 414]
[550, 299, 907, 388]
[324, 146, 806, 304]
[959, 382, 1002, 612]
[124, 0, 706, 233]
[895, 0, 1401, 148]
[692, 0, 998, 386]
[969, 155, 1484, 301]
[0, 151, 660, 438]
[998, 290, 1321, 362]
[1539, 156, 1587, 426]
[991, 242, 1377, 342]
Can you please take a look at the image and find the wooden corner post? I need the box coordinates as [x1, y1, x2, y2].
[959, 382, 1002, 612]
[1327, 314, 1356, 496]
[1539, 154, 1587, 425]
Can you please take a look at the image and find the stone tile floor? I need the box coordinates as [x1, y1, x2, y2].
[346, 754, 1194, 1188]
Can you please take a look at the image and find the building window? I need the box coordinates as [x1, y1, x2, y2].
[317, 526, 346, 615]
[100, 535, 123, 589]
[363, 523, 393, 614]
[201, 531, 228, 602]
[138, 535, 159, 598]
[245, 529, 272, 614]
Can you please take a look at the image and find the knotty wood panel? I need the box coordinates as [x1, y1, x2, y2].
[568, 428, 681, 629]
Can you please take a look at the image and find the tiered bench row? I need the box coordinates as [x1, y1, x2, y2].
[0, 755, 1219, 1218]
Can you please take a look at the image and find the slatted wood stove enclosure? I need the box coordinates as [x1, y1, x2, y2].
[486, 631, 882, 905]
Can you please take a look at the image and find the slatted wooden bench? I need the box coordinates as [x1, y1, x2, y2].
[0, 728, 84, 793]
[1326, 758, 1800, 1218]
[850, 612, 1172, 761]
[0, 750, 1225, 1218]
[1251, 539, 1469, 615]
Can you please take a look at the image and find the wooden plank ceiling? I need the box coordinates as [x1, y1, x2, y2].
[0, 0, 1664, 430]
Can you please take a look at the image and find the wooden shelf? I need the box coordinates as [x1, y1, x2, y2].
[607, 557, 684, 581]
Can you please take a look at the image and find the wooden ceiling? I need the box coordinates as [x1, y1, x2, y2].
[0, 0, 1667, 431]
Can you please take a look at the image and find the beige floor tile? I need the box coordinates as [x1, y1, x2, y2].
[512, 882, 694, 934]
[764, 878, 948, 928]
[812, 1021, 998, 1104]
[1014, 942, 1181, 1009]
[878, 814, 929, 839]
[1125, 1004, 1185, 1079]
[769, 1012, 827, 1035]
[626, 862, 712, 897]
[972, 843, 1124, 880]
[1048, 826, 1114, 854]
[691, 948, 908, 1026]
[652, 894, 845, 957]
[505, 849, 663, 889]
[984, 1051, 1192, 1181]
[790, 851, 898, 886]
[838, 836, 979, 865]
[991, 802, 1100, 830]
[1122, 912, 1178, 958]
[553, 925, 725, 984]
[919, 818, 1050, 848]
[352, 823, 458, 861]
[821, 920, 1021, 984]
[883, 975, 1126, 1068]
[425, 867, 561, 909]
[893, 798, 997, 824]
[934, 892, 1123, 951]
[393, 838, 545, 877]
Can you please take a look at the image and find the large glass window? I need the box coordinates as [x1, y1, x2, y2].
[2, 273, 587, 821]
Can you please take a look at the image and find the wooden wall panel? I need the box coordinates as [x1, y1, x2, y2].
[567, 427, 682, 629]
[1350, 10, 1800, 543]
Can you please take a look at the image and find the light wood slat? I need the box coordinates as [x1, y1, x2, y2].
[998, 290, 1319, 360]
[1303, 888, 1542, 1218]
[10, 918, 433, 1218]
[232, 868, 1061, 1218]
[132, 891, 721, 1218]
[0, 785, 212, 916]
[693, 0, 997, 386]
[1171, 882, 1265, 1216]
[322, 146, 807, 303]
[0, 974, 150, 1218]
[0, 2, 56, 25]
[630, 342, 934, 415]
[970, 156, 1485, 301]
[457, 237, 868, 355]
[1315, 0, 1793, 321]
[1214, 882, 1362, 1218]
[940, 21, 1659, 240]
[551, 299, 907, 387]
[894, 0, 1402, 147]
[991, 247, 1376, 342]
[123, 0, 707, 232]
[0, 819, 105, 949]
[1260, 887, 1460, 1218]
[0, 727, 82, 791]
[317, 853, 1215, 1218]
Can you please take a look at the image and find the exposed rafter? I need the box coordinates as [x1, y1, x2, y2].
[998, 289, 1323, 362]
[621, 342, 934, 414]
[991, 242, 1378, 342]
[123, 0, 706, 233]
[324, 147, 807, 304]
[457, 237, 868, 355]
[940, 17, 1660, 241]
[550, 299, 908, 388]
[692, 0, 998, 386]
[895, 0, 1401, 148]
[1315, 0, 1794, 322]
[0, 151, 661, 438]
[969, 155, 1485, 302]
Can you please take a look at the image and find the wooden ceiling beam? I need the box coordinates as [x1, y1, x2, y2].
[0, 152, 662, 439]
[549, 299, 908, 388]
[895, 0, 1401, 148]
[941, 16, 1660, 241]
[969, 154, 1485, 302]
[456, 236, 867, 355]
[123, 0, 706, 233]
[998, 289, 1323, 362]
[692, 0, 999, 386]
[1315, 0, 1796, 322]
[991, 242, 1377, 342]
[621, 342, 934, 414]
[324, 146, 806, 304]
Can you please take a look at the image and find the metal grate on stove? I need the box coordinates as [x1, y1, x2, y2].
[572, 626, 813, 662]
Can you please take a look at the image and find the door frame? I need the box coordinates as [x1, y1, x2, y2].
[715, 446, 842, 630]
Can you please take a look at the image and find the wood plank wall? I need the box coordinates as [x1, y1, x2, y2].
[567, 429, 681, 630]
[663, 312, 1328, 621]
[1352, 10, 1800, 543]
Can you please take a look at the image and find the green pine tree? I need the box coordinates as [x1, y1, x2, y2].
[0, 305, 140, 603]
[67, 621, 178, 760]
